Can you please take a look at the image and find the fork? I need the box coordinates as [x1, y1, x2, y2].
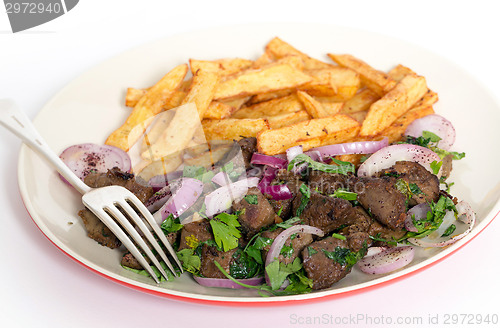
[0, 99, 182, 283]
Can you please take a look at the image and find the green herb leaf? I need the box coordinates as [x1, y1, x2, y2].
[322, 244, 367, 268]
[422, 130, 442, 143]
[209, 212, 241, 252]
[330, 188, 357, 201]
[230, 248, 261, 279]
[287, 154, 355, 175]
[244, 194, 259, 205]
[265, 257, 302, 290]
[176, 248, 201, 274]
[331, 233, 347, 240]
[430, 160, 443, 175]
[160, 214, 184, 234]
[441, 224, 456, 237]
[275, 217, 301, 230]
[307, 246, 318, 255]
[295, 183, 311, 217]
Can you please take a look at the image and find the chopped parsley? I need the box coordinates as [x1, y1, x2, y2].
[400, 131, 465, 161]
[322, 242, 367, 268]
[176, 248, 201, 274]
[265, 257, 302, 290]
[209, 212, 241, 252]
[160, 214, 183, 234]
[330, 188, 357, 201]
[442, 224, 457, 237]
[295, 183, 311, 217]
[244, 194, 259, 205]
[287, 154, 355, 175]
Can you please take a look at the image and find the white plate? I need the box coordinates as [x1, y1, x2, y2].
[17, 23, 500, 304]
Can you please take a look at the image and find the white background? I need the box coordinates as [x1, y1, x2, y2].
[1, 1, 499, 327]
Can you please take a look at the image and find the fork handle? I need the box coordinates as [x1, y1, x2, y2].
[0, 99, 91, 195]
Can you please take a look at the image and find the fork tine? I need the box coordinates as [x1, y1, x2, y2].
[118, 199, 178, 276]
[125, 195, 184, 274]
[82, 204, 162, 284]
[104, 205, 172, 282]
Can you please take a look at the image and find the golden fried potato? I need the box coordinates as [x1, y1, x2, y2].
[301, 67, 360, 99]
[342, 88, 380, 113]
[105, 64, 188, 151]
[125, 87, 147, 107]
[328, 53, 396, 96]
[378, 104, 435, 143]
[202, 118, 269, 141]
[232, 94, 303, 119]
[266, 110, 310, 129]
[359, 74, 428, 137]
[189, 58, 253, 77]
[214, 62, 312, 100]
[297, 91, 340, 118]
[256, 114, 360, 155]
[266, 37, 333, 70]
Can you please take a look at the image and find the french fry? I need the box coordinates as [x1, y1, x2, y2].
[214, 62, 312, 100]
[183, 144, 234, 168]
[387, 64, 439, 108]
[246, 89, 294, 105]
[378, 104, 435, 143]
[189, 58, 253, 77]
[256, 114, 360, 155]
[327, 53, 397, 96]
[231, 94, 303, 119]
[359, 75, 428, 137]
[140, 110, 175, 153]
[266, 110, 310, 129]
[265, 37, 333, 70]
[202, 118, 269, 141]
[125, 88, 147, 107]
[105, 64, 188, 151]
[140, 69, 219, 161]
[297, 91, 339, 118]
[134, 151, 183, 183]
[342, 88, 380, 113]
[301, 67, 360, 99]
[347, 110, 368, 124]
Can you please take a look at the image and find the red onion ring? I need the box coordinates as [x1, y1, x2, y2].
[405, 114, 456, 150]
[59, 143, 131, 184]
[407, 200, 476, 247]
[257, 166, 292, 200]
[265, 225, 324, 286]
[286, 145, 303, 162]
[357, 246, 415, 275]
[404, 203, 432, 232]
[250, 153, 287, 169]
[306, 137, 388, 159]
[193, 275, 264, 289]
[211, 171, 231, 186]
[154, 177, 204, 224]
[204, 177, 259, 217]
[357, 144, 441, 177]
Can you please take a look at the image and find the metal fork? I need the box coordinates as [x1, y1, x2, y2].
[0, 99, 182, 283]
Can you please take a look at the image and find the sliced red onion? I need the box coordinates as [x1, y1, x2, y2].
[407, 200, 476, 248]
[250, 153, 287, 169]
[59, 143, 131, 183]
[365, 246, 388, 257]
[257, 166, 292, 200]
[405, 114, 456, 150]
[405, 203, 432, 232]
[265, 225, 324, 286]
[145, 185, 171, 213]
[204, 177, 259, 217]
[154, 178, 204, 224]
[147, 170, 183, 191]
[212, 171, 231, 186]
[193, 275, 264, 289]
[286, 145, 303, 162]
[306, 137, 388, 159]
[357, 246, 415, 275]
[357, 144, 441, 177]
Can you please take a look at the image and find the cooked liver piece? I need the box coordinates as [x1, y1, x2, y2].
[237, 137, 257, 169]
[292, 191, 354, 235]
[301, 236, 352, 290]
[352, 176, 407, 230]
[307, 171, 352, 195]
[232, 187, 279, 238]
[381, 160, 440, 206]
[199, 244, 237, 278]
[178, 219, 212, 250]
[78, 168, 155, 249]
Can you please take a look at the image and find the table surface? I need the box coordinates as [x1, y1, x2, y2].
[1, 1, 499, 327]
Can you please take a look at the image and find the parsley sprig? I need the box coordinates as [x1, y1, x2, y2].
[209, 212, 241, 252]
[287, 154, 355, 175]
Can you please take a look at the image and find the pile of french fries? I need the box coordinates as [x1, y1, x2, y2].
[105, 37, 437, 178]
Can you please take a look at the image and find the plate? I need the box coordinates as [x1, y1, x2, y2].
[17, 23, 500, 304]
